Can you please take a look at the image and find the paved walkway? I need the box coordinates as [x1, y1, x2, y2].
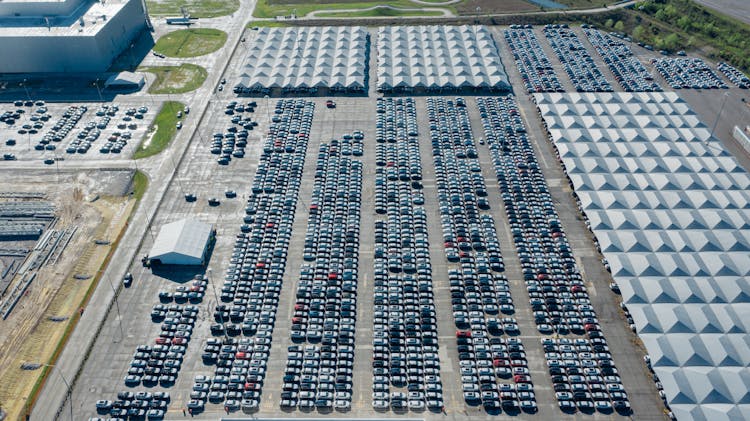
[28, 0, 258, 419]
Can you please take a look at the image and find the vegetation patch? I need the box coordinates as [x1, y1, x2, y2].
[153, 28, 227, 58]
[135, 101, 185, 160]
[141, 64, 207, 94]
[628, 0, 750, 72]
[253, 0, 452, 18]
[455, 0, 537, 15]
[315, 7, 445, 17]
[146, 0, 239, 18]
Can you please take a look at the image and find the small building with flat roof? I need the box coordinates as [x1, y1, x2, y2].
[148, 219, 214, 266]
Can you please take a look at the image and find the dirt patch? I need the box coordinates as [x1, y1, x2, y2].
[0, 172, 136, 420]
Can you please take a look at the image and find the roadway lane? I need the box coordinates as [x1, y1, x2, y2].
[30, 0, 258, 418]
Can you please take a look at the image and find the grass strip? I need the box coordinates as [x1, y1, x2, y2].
[134, 101, 184, 160]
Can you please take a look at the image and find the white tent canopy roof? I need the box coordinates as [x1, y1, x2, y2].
[536, 91, 750, 419]
[377, 25, 510, 90]
[237, 26, 368, 90]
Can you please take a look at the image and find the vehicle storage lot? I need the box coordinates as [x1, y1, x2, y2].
[72, 94, 666, 420]
[0, 99, 158, 162]
[69, 23, 750, 421]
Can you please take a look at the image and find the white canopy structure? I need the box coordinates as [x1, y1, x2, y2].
[377, 25, 509, 91]
[536, 91, 750, 421]
[236, 26, 368, 91]
[149, 219, 214, 265]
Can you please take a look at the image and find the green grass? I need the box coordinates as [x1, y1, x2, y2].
[246, 20, 291, 28]
[146, 0, 239, 18]
[153, 28, 227, 58]
[253, 0, 453, 18]
[131, 171, 149, 202]
[140, 64, 207, 94]
[134, 101, 184, 160]
[315, 6, 444, 17]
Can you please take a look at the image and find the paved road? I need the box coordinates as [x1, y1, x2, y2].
[695, 0, 750, 25]
[28, 0, 257, 418]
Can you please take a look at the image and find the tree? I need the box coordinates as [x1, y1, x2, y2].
[633, 25, 646, 40]
[605, 18, 614, 28]
[614, 20, 625, 31]
[664, 33, 680, 50]
[677, 16, 691, 30]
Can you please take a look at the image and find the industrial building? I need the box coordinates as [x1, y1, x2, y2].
[148, 219, 214, 266]
[0, 0, 149, 73]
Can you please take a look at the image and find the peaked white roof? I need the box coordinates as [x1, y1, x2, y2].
[536, 91, 750, 420]
[377, 25, 509, 90]
[149, 219, 213, 263]
[237, 26, 368, 90]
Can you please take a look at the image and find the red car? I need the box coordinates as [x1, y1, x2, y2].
[326, 100, 336, 108]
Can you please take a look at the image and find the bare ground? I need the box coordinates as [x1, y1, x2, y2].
[0, 172, 136, 420]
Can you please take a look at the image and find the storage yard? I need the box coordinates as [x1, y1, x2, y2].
[3, 13, 749, 421]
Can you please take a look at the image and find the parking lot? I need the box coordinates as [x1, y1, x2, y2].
[61, 21, 750, 421]
[71, 89, 672, 420]
[0, 99, 160, 163]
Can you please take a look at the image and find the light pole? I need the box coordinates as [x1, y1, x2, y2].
[207, 268, 227, 339]
[710, 91, 731, 139]
[41, 364, 72, 421]
[101, 271, 124, 343]
[264, 94, 270, 126]
[21, 78, 31, 102]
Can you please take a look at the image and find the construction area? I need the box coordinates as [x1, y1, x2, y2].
[0, 170, 139, 419]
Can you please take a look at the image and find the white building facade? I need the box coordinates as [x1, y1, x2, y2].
[0, 0, 148, 73]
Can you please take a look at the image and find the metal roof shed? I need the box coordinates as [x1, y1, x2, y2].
[148, 219, 214, 265]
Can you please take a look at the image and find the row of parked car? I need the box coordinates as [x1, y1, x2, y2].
[89, 277, 203, 419]
[92, 391, 170, 420]
[36, 105, 87, 150]
[543, 338, 631, 414]
[717, 62, 750, 89]
[212, 101, 259, 165]
[476, 96, 631, 414]
[372, 98, 444, 412]
[504, 27, 564, 93]
[543, 25, 613, 93]
[7, 104, 48, 143]
[199, 99, 316, 413]
[193, 337, 268, 412]
[653, 57, 729, 90]
[426, 97, 537, 414]
[281, 137, 363, 411]
[66, 105, 117, 154]
[583, 27, 662, 92]
[124, 300, 199, 388]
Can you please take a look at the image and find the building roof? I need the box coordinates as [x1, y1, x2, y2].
[105, 71, 144, 88]
[0, 0, 132, 37]
[377, 25, 510, 90]
[237, 26, 368, 90]
[536, 91, 750, 421]
[149, 219, 212, 263]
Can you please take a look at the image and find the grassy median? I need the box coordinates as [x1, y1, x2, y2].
[134, 101, 184, 160]
[153, 28, 227, 58]
[141, 64, 207, 94]
[146, 0, 239, 18]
